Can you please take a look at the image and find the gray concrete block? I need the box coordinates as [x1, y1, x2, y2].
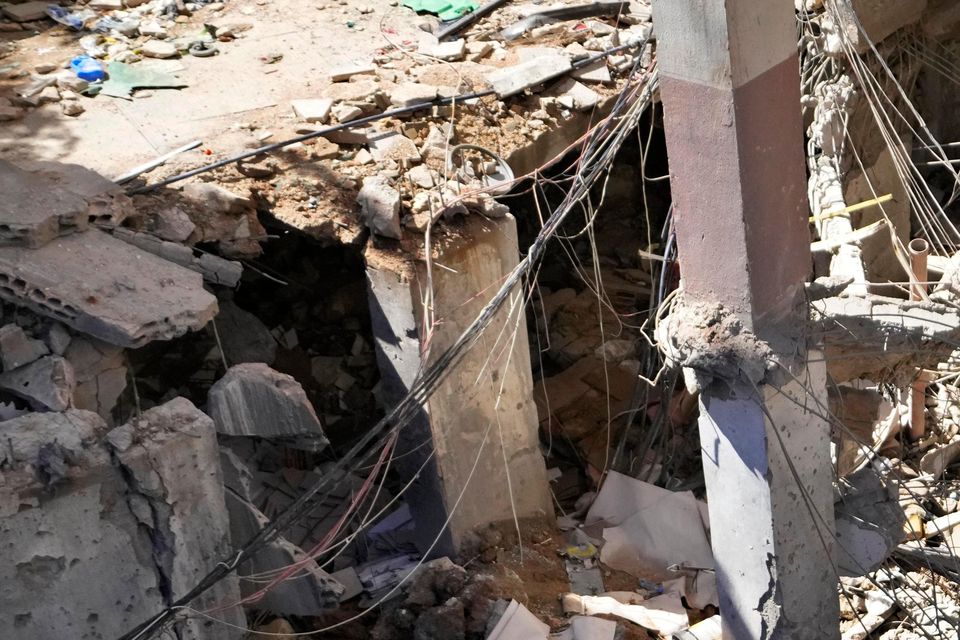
[486, 55, 572, 98]
[0, 355, 75, 411]
[0, 229, 218, 348]
[225, 490, 345, 615]
[214, 298, 277, 366]
[0, 160, 90, 248]
[357, 175, 402, 239]
[0, 323, 49, 371]
[207, 363, 329, 451]
[113, 227, 243, 288]
[64, 336, 126, 421]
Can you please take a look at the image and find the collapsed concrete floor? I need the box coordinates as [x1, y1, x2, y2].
[3, 0, 960, 639]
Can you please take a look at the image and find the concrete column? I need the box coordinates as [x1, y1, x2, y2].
[653, 1, 840, 638]
[366, 214, 552, 556]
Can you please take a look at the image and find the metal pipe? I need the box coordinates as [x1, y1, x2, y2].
[113, 139, 202, 184]
[909, 237, 930, 441]
[436, 0, 511, 40]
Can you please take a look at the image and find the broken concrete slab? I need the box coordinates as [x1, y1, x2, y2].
[225, 490, 345, 615]
[113, 227, 243, 288]
[107, 397, 245, 639]
[389, 82, 440, 108]
[550, 77, 600, 112]
[64, 336, 126, 422]
[0, 408, 102, 470]
[0, 399, 244, 639]
[22, 160, 135, 229]
[0, 160, 90, 248]
[835, 464, 904, 576]
[207, 363, 329, 451]
[418, 38, 467, 62]
[0, 355, 75, 411]
[814, 294, 960, 384]
[368, 131, 421, 164]
[487, 54, 572, 98]
[357, 174, 402, 239]
[322, 78, 380, 103]
[0, 228, 218, 348]
[292, 98, 334, 123]
[0, 323, 49, 371]
[141, 39, 179, 59]
[571, 59, 612, 84]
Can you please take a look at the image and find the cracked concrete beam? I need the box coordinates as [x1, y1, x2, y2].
[812, 293, 960, 383]
[0, 228, 218, 348]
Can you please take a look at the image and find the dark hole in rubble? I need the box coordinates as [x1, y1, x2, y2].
[129, 213, 382, 454]
[504, 106, 703, 508]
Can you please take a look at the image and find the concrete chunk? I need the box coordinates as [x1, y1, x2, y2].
[207, 363, 329, 451]
[368, 131, 421, 164]
[141, 40, 179, 59]
[113, 227, 243, 288]
[0, 229, 218, 348]
[486, 55, 572, 98]
[0, 409, 102, 468]
[389, 82, 439, 108]
[418, 38, 467, 62]
[214, 298, 277, 366]
[0, 399, 244, 640]
[550, 77, 600, 111]
[292, 98, 334, 123]
[0, 324, 49, 371]
[357, 175, 402, 239]
[0, 160, 90, 248]
[65, 336, 126, 421]
[0, 355, 75, 411]
[571, 59, 612, 84]
[329, 61, 376, 82]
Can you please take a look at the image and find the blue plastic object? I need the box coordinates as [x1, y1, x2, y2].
[70, 55, 105, 82]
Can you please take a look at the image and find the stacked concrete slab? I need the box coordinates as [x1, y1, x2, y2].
[0, 160, 219, 348]
[0, 160, 246, 638]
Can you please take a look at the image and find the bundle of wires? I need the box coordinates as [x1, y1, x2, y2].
[119, 37, 658, 640]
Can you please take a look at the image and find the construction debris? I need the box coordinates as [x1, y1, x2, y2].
[0, 399, 245, 639]
[207, 363, 329, 450]
[0, 0, 959, 638]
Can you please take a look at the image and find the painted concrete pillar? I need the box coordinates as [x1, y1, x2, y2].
[365, 214, 552, 556]
[653, 1, 840, 638]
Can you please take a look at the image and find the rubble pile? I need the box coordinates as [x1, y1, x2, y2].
[2, 0, 960, 638]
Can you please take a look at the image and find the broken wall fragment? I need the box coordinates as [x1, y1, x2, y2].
[0, 399, 244, 639]
[207, 362, 329, 451]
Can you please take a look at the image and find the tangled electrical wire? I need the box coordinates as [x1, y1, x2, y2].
[118, 36, 657, 640]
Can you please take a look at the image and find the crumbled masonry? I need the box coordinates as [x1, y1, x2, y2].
[0, 0, 959, 638]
